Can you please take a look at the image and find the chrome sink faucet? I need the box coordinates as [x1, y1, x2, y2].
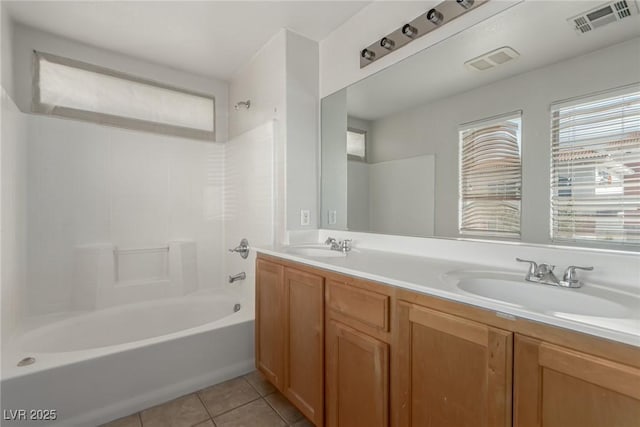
[325, 237, 352, 253]
[516, 258, 593, 288]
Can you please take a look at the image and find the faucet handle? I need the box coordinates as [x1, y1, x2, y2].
[325, 237, 337, 245]
[563, 265, 594, 283]
[228, 238, 250, 259]
[340, 239, 352, 252]
[516, 258, 538, 276]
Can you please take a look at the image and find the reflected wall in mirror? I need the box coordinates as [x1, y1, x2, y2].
[321, 0, 640, 250]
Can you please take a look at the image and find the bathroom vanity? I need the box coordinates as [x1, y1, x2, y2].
[254, 249, 640, 427]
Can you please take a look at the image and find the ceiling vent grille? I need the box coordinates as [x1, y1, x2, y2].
[465, 47, 520, 72]
[568, 0, 638, 34]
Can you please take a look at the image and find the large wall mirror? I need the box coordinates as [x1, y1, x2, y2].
[321, 0, 640, 251]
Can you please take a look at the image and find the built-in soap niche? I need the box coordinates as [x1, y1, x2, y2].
[115, 246, 170, 285]
[72, 241, 198, 310]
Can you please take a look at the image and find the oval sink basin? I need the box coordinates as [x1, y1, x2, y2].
[285, 245, 347, 258]
[444, 272, 636, 319]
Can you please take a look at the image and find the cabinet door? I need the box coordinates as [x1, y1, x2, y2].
[284, 268, 324, 426]
[396, 302, 513, 427]
[326, 320, 389, 427]
[514, 334, 640, 427]
[255, 259, 285, 389]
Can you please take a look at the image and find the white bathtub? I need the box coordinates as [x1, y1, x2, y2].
[1, 289, 255, 426]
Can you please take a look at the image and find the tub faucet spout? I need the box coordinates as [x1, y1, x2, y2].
[228, 272, 246, 284]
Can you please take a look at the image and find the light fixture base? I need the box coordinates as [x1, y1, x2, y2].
[359, 0, 488, 68]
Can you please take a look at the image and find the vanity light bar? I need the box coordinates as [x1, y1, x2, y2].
[360, 0, 488, 68]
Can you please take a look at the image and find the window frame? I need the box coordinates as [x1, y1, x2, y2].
[32, 50, 216, 141]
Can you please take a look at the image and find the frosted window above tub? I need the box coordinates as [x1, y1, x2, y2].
[459, 113, 522, 239]
[32, 51, 215, 141]
[551, 86, 640, 246]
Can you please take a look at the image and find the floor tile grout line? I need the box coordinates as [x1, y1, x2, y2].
[195, 376, 258, 420]
[106, 372, 283, 427]
[264, 391, 307, 425]
[189, 414, 216, 427]
[208, 395, 264, 420]
[243, 373, 268, 396]
[240, 375, 258, 394]
[138, 393, 210, 427]
[262, 395, 292, 426]
[243, 373, 299, 425]
[194, 391, 216, 425]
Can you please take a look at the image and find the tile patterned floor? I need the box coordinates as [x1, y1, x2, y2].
[100, 371, 313, 427]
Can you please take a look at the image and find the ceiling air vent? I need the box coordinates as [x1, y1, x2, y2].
[465, 47, 520, 72]
[568, 0, 639, 34]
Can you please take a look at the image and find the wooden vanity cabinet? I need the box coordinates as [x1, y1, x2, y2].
[325, 278, 392, 427]
[514, 334, 640, 427]
[257, 254, 640, 427]
[255, 257, 324, 426]
[396, 301, 513, 427]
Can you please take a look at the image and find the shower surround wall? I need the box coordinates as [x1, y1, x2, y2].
[224, 121, 275, 310]
[26, 115, 227, 315]
[1, 90, 27, 343]
[2, 23, 234, 317]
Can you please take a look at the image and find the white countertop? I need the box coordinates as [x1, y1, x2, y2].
[256, 245, 640, 348]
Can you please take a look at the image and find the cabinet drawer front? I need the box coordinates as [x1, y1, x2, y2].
[408, 304, 488, 346]
[327, 280, 390, 331]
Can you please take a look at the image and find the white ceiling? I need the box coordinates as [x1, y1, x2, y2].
[4, 0, 371, 80]
[346, 0, 640, 120]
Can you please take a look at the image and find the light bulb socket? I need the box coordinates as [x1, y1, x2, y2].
[402, 24, 418, 38]
[426, 8, 444, 25]
[456, 0, 474, 9]
[380, 37, 395, 50]
[361, 48, 376, 61]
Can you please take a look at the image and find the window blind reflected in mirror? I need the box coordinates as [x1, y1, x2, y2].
[459, 113, 522, 238]
[551, 86, 640, 245]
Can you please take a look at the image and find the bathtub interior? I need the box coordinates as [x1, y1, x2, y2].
[2, 287, 254, 378]
[23, 291, 244, 353]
